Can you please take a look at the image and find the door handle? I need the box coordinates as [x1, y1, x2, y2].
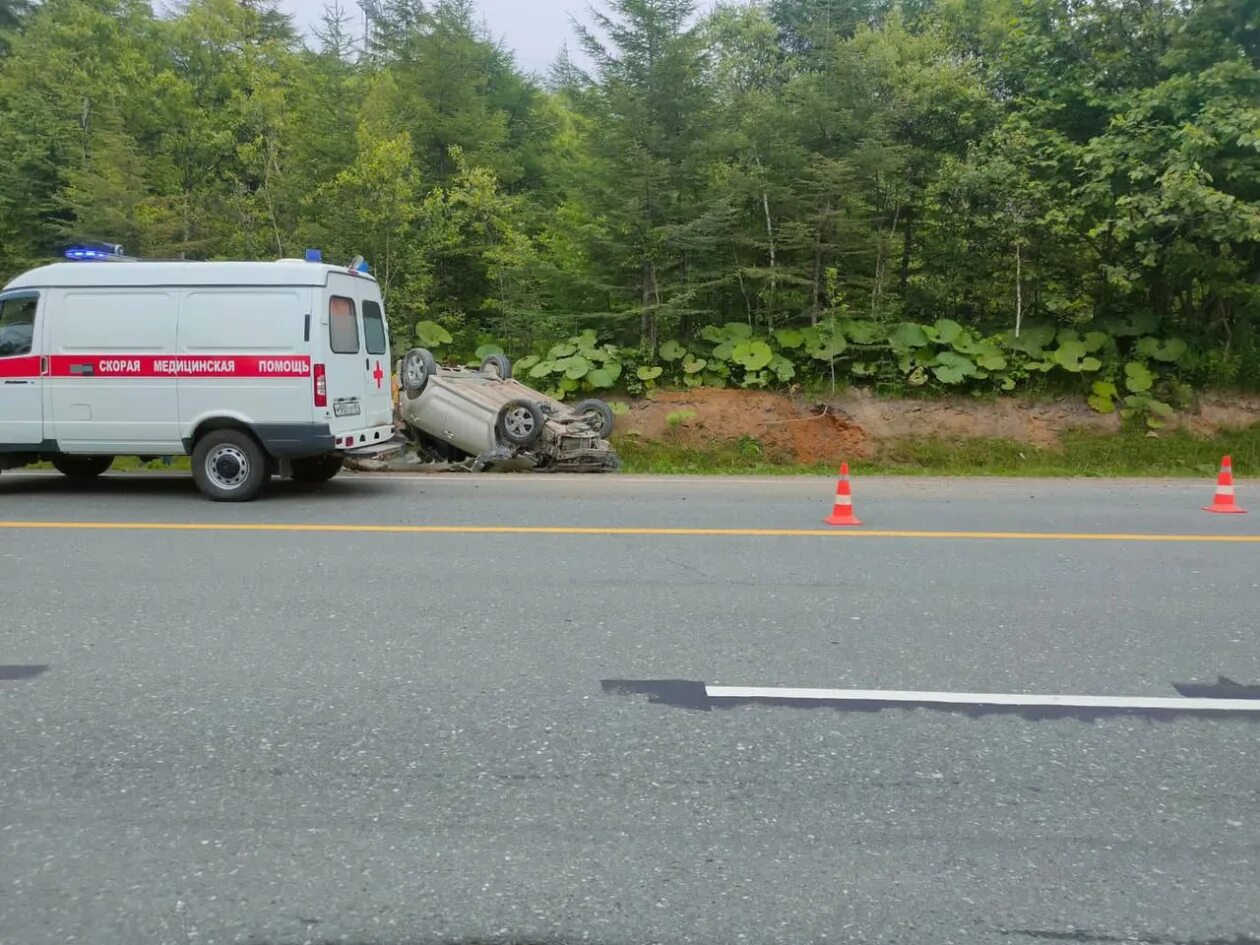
[69, 363, 94, 375]
[365, 358, 370, 370]
[3, 379, 32, 385]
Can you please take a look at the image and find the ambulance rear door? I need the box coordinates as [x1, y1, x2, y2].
[321, 272, 370, 440]
[0, 291, 43, 447]
[357, 284, 393, 430]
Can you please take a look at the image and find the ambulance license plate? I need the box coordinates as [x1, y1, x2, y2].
[333, 401, 361, 417]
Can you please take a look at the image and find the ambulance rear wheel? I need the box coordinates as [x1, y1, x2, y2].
[291, 454, 344, 485]
[50, 454, 114, 479]
[192, 430, 268, 502]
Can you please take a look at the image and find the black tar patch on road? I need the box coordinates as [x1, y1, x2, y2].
[1172, 675, 1260, 700]
[601, 679, 711, 709]
[0, 664, 49, 681]
[601, 678, 1260, 721]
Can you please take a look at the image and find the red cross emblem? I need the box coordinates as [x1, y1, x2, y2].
[372, 361, 384, 389]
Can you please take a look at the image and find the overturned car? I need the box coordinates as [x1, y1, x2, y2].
[395, 348, 619, 472]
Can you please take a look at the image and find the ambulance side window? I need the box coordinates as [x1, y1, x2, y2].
[329, 296, 359, 354]
[362, 301, 387, 355]
[0, 294, 37, 357]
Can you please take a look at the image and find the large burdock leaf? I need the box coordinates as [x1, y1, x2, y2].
[840, 320, 885, 344]
[932, 351, 976, 384]
[529, 360, 558, 378]
[1054, 339, 1089, 371]
[1002, 324, 1055, 354]
[562, 356, 590, 380]
[774, 327, 805, 348]
[732, 340, 774, 370]
[807, 327, 847, 360]
[1088, 381, 1117, 413]
[768, 355, 796, 381]
[659, 340, 686, 362]
[934, 319, 963, 344]
[1124, 361, 1154, 393]
[888, 323, 929, 350]
[415, 321, 452, 346]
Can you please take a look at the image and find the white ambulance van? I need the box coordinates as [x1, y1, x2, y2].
[0, 253, 400, 501]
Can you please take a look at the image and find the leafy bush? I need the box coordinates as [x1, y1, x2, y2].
[517, 330, 626, 400]
[479, 317, 1197, 418]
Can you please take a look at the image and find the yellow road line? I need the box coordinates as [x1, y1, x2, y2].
[0, 521, 1258, 542]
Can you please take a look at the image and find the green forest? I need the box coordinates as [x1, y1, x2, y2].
[0, 0, 1257, 420]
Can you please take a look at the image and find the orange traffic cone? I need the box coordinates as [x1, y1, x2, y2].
[824, 462, 863, 526]
[1203, 455, 1246, 514]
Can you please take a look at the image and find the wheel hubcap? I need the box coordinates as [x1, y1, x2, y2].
[206, 446, 249, 490]
[405, 356, 427, 387]
[505, 408, 535, 438]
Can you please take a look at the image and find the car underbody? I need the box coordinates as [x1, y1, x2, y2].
[385, 350, 620, 473]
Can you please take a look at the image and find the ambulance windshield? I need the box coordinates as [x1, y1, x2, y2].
[0, 295, 36, 356]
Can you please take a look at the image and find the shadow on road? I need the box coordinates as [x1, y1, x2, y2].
[0, 473, 397, 504]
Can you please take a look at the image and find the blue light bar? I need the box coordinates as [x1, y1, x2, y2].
[64, 242, 128, 261]
[304, 248, 323, 263]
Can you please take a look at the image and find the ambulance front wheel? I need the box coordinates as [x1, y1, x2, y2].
[192, 430, 268, 502]
[50, 454, 114, 479]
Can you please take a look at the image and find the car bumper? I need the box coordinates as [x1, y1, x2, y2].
[341, 433, 407, 459]
[254, 422, 335, 458]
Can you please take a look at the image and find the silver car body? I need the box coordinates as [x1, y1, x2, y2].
[398, 361, 618, 471]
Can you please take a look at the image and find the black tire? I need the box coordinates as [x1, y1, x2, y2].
[401, 347, 437, 395]
[290, 454, 344, 484]
[191, 430, 269, 502]
[480, 353, 512, 379]
[496, 399, 545, 447]
[572, 398, 615, 438]
[50, 454, 114, 479]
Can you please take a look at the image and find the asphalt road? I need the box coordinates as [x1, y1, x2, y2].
[2, 470, 1260, 945]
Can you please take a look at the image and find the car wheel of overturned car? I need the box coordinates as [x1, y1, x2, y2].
[572, 398, 615, 438]
[402, 347, 437, 395]
[50, 454, 115, 479]
[480, 353, 512, 379]
[290, 454, 344, 484]
[496, 399, 544, 447]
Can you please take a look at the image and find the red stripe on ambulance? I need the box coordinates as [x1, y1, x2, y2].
[45, 355, 312, 378]
[0, 355, 40, 378]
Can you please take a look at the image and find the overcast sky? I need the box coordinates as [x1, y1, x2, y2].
[280, 0, 590, 74]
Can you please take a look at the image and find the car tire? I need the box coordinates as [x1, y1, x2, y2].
[192, 430, 269, 502]
[50, 454, 114, 479]
[496, 399, 544, 447]
[481, 353, 512, 380]
[290, 454, 344, 484]
[402, 347, 437, 395]
[572, 399, 615, 438]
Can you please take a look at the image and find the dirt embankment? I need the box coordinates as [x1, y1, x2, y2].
[613, 388, 1260, 465]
